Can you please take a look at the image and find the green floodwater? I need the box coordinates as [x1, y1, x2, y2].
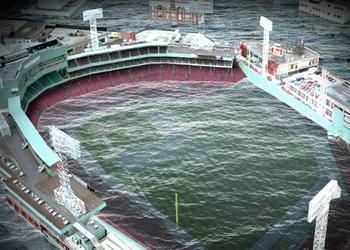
[71, 81, 332, 249]
[1, 0, 349, 249]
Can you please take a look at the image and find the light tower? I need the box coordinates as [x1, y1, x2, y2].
[259, 16, 273, 77]
[49, 126, 86, 218]
[83, 8, 103, 51]
[308, 180, 341, 250]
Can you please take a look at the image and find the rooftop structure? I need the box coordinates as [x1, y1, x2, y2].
[67, 29, 232, 63]
[135, 29, 179, 43]
[0, 56, 27, 79]
[135, 29, 216, 49]
[2, 40, 41, 55]
[299, 0, 350, 24]
[149, 0, 213, 25]
[0, 19, 107, 56]
[48, 27, 93, 55]
[281, 67, 344, 118]
[0, 19, 46, 55]
[36, 173, 103, 217]
[237, 16, 350, 144]
[327, 81, 350, 110]
[242, 40, 319, 64]
[44, 27, 107, 55]
[21, 0, 86, 18]
[182, 32, 215, 49]
[240, 39, 320, 78]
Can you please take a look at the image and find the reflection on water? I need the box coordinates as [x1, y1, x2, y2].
[39, 81, 342, 249]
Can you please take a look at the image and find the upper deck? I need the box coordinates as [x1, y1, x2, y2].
[69, 29, 234, 61]
[328, 81, 350, 110]
[242, 40, 319, 63]
[0, 114, 105, 234]
[240, 40, 320, 77]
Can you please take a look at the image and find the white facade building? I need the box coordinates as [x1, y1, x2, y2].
[299, 0, 350, 24]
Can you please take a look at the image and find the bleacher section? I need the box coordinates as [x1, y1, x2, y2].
[47, 71, 63, 83]
[20, 45, 244, 128]
[22, 72, 64, 110]
[26, 64, 245, 127]
[67, 56, 233, 80]
[76, 57, 90, 66]
[68, 59, 78, 69]
[67, 45, 234, 74]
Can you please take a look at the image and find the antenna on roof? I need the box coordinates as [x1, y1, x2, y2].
[83, 8, 103, 51]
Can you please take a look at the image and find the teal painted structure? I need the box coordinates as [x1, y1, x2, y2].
[22, 71, 65, 111]
[3, 181, 106, 244]
[0, 46, 67, 110]
[238, 60, 350, 144]
[68, 52, 233, 73]
[94, 216, 147, 250]
[332, 107, 350, 143]
[8, 96, 61, 167]
[6, 187, 64, 236]
[0, 166, 11, 179]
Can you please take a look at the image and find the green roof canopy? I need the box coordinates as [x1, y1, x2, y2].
[8, 96, 60, 167]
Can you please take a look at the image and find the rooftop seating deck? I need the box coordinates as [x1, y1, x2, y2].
[242, 40, 319, 65]
[328, 82, 350, 110]
[5, 176, 67, 231]
[37, 173, 104, 215]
